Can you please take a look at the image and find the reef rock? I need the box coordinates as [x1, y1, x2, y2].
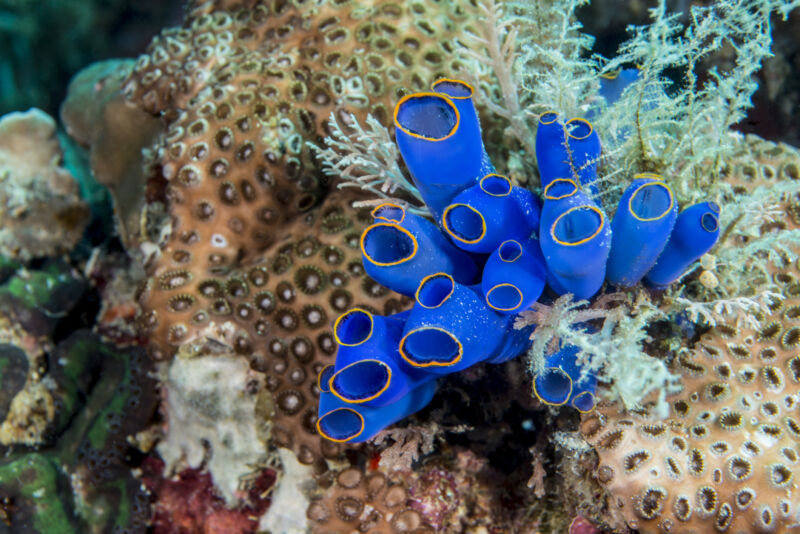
[0, 109, 88, 260]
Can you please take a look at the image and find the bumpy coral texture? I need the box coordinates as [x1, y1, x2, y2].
[581, 139, 800, 534]
[142, 190, 411, 466]
[127, 0, 475, 466]
[308, 465, 435, 533]
[129, 0, 469, 349]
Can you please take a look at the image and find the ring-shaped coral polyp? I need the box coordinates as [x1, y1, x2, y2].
[394, 92, 460, 142]
[316, 407, 365, 443]
[360, 223, 419, 267]
[551, 205, 605, 246]
[371, 202, 406, 223]
[533, 367, 573, 406]
[399, 326, 463, 368]
[330, 359, 392, 404]
[479, 174, 512, 197]
[628, 181, 674, 222]
[486, 283, 524, 312]
[334, 308, 374, 347]
[543, 178, 579, 201]
[415, 273, 455, 309]
[442, 203, 487, 244]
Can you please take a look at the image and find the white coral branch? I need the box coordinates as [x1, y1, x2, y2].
[308, 113, 427, 214]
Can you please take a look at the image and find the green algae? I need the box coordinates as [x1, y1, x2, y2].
[0, 262, 80, 311]
[0, 331, 154, 533]
[0, 455, 77, 534]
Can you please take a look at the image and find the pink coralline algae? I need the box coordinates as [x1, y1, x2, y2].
[141, 456, 276, 534]
[569, 516, 603, 534]
[407, 466, 460, 530]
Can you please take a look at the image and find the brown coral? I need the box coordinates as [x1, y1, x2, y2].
[309, 465, 435, 533]
[124, 0, 478, 469]
[581, 139, 800, 534]
[128, 0, 471, 357]
[138, 189, 412, 466]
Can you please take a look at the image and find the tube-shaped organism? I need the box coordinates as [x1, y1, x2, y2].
[536, 112, 571, 188]
[399, 273, 520, 374]
[431, 79, 480, 141]
[442, 174, 535, 253]
[329, 308, 430, 407]
[481, 240, 547, 314]
[533, 365, 573, 406]
[540, 202, 611, 299]
[318, 365, 335, 393]
[317, 380, 437, 443]
[566, 118, 601, 194]
[644, 201, 720, 288]
[598, 68, 640, 106]
[361, 203, 478, 296]
[606, 176, 677, 286]
[540, 178, 593, 223]
[533, 344, 597, 412]
[512, 185, 543, 236]
[394, 92, 491, 218]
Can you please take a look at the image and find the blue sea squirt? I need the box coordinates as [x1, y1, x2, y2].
[317, 78, 721, 442]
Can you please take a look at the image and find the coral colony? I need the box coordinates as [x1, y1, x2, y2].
[7, 0, 800, 532]
[316, 79, 721, 443]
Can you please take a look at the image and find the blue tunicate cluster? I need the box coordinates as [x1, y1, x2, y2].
[533, 344, 597, 413]
[316, 77, 720, 443]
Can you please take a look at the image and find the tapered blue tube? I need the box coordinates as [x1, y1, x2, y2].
[599, 68, 640, 105]
[533, 344, 597, 412]
[399, 273, 523, 374]
[431, 78, 496, 178]
[442, 174, 536, 253]
[394, 93, 492, 219]
[431, 79, 478, 128]
[536, 112, 571, 188]
[317, 380, 437, 443]
[566, 118, 601, 194]
[645, 201, 721, 288]
[330, 308, 430, 407]
[540, 202, 611, 299]
[318, 365, 335, 393]
[361, 203, 478, 296]
[512, 185, 543, 235]
[606, 177, 677, 286]
[540, 178, 594, 223]
[481, 240, 547, 314]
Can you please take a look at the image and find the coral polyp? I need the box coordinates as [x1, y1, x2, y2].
[317, 79, 722, 442]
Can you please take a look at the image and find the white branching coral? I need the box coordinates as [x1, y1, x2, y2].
[456, 0, 535, 159]
[595, 0, 800, 205]
[516, 293, 679, 414]
[666, 291, 784, 330]
[508, 0, 597, 121]
[309, 112, 426, 214]
[456, 0, 598, 188]
[371, 425, 437, 473]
